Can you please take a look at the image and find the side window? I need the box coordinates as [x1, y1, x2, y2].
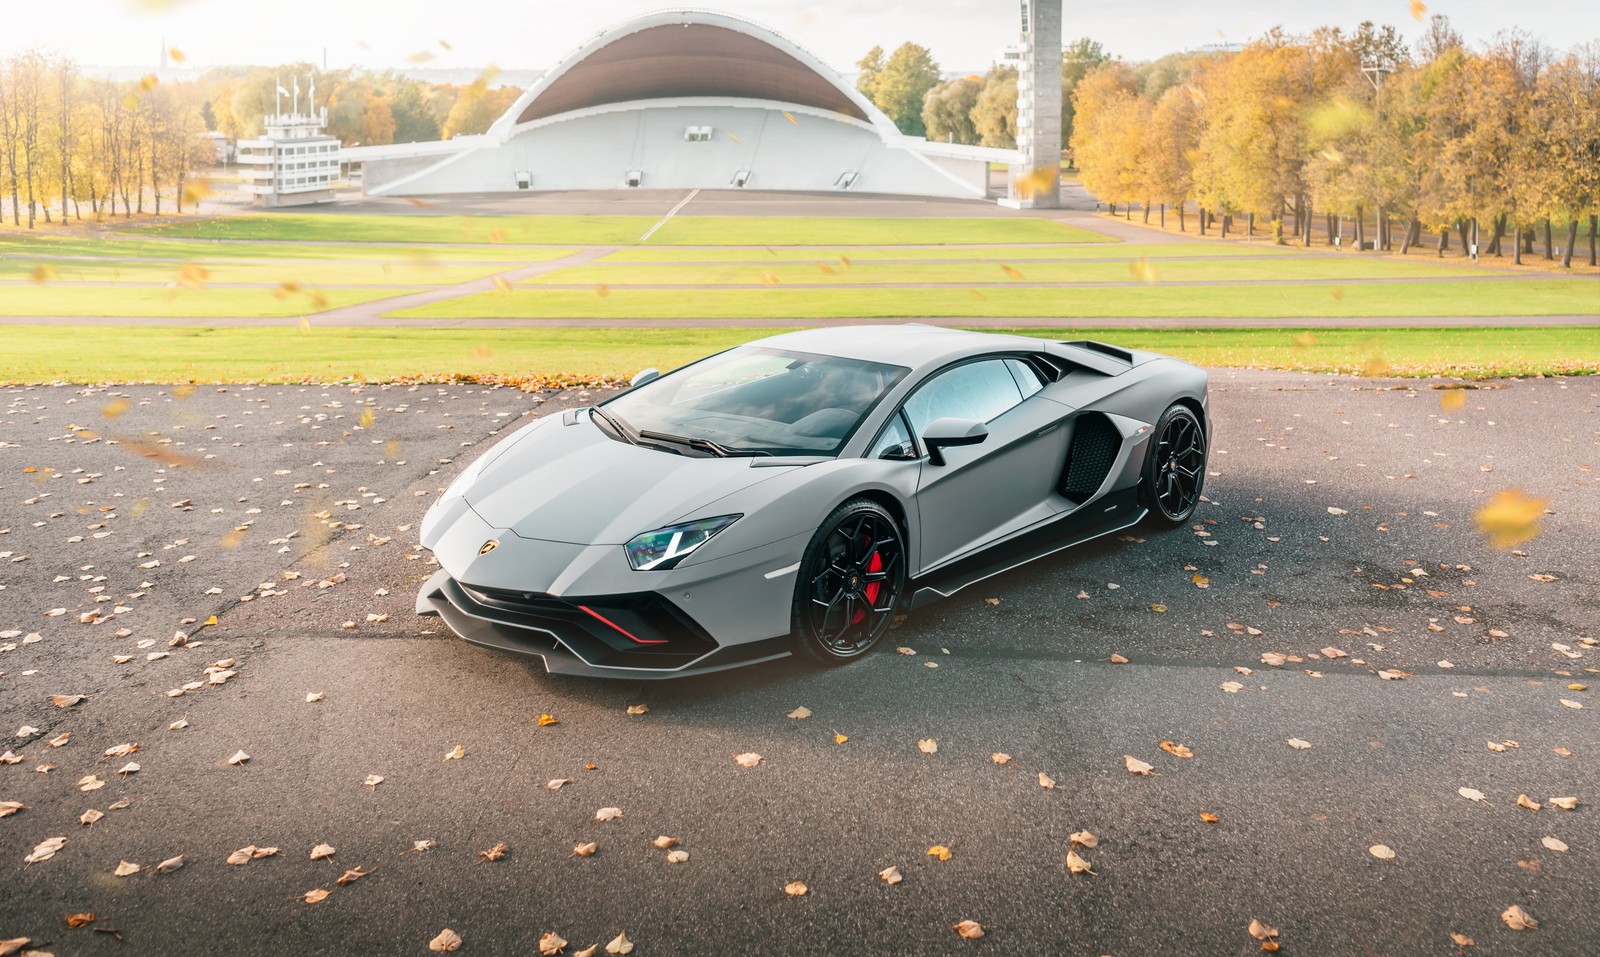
[869, 411, 916, 460]
[902, 360, 1024, 437]
[1005, 358, 1044, 400]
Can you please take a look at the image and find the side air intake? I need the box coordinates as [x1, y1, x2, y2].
[1059, 413, 1120, 504]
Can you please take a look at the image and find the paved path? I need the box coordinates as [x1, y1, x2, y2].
[1, 373, 1595, 955]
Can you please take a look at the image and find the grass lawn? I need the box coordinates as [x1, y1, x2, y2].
[0, 235, 579, 263]
[4, 259, 504, 286]
[3, 326, 1593, 384]
[534, 257, 1489, 287]
[0, 286, 421, 318]
[600, 243, 1298, 263]
[135, 214, 657, 245]
[642, 216, 1111, 245]
[129, 213, 1112, 246]
[396, 279, 1595, 321]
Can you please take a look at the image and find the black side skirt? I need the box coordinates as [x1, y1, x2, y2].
[907, 486, 1145, 611]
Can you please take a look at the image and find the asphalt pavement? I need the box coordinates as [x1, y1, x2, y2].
[1, 370, 1596, 955]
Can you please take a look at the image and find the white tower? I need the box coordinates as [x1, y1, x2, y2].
[1005, 0, 1063, 208]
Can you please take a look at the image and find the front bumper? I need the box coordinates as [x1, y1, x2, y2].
[415, 568, 791, 679]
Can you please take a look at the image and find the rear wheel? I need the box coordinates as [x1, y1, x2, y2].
[791, 498, 906, 665]
[1141, 404, 1206, 528]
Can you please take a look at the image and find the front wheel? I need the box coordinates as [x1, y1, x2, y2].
[791, 498, 906, 665]
[1141, 404, 1206, 528]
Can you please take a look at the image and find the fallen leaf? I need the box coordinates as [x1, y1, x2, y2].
[1249, 919, 1279, 941]
[954, 919, 985, 939]
[1149, 603, 1168, 613]
[595, 807, 622, 822]
[537, 713, 559, 727]
[733, 752, 763, 768]
[65, 913, 94, 928]
[156, 854, 185, 874]
[429, 928, 462, 952]
[605, 932, 634, 955]
[1159, 740, 1194, 759]
[1220, 681, 1245, 693]
[1501, 905, 1537, 931]
[1038, 772, 1056, 789]
[835, 733, 849, 744]
[1320, 647, 1348, 659]
[1288, 738, 1313, 750]
[303, 888, 330, 904]
[1125, 755, 1153, 776]
[546, 778, 572, 791]
[1560, 699, 1583, 710]
[991, 753, 1011, 765]
[1109, 653, 1129, 664]
[787, 706, 812, 719]
[1369, 844, 1395, 860]
[51, 694, 88, 708]
[1549, 797, 1577, 810]
[0, 801, 25, 818]
[927, 844, 953, 861]
[226, 845, 278, 864]
[572, 842, 597, 858]
[879, 865, 902, 884]
[1459, 787, 1487, 803]
[918, 739, 937, 754]
[1069, 830, 1099, 848]
[306, 692, 325, 703]
[784, 881, 808, 897]
[1517, 794, 1541, 811]
[444, 744, 464, 761]
[364, 774, 384, 788]
[1200, 812, 1219, 823]
[478, 842, 508, 863]
[310, 843, 336, 860]
[114, 859, 142, 877]
[1449, 931, 1475, 947]
[78, 775, 105, 792]
[626, 704, 648, 715]
[540, 932, 568, 955]
[1541, 836, 1568, 852]
[80, 809, 104, 826]
[1066, 848, 1095, 874]
[25, 836, 67, 863]
[1487, 741, 1507, 752]
[227, 750, 249, 766]
[666, 849, 689, 864]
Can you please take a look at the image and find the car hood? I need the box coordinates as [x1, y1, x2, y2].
[464, 414, 797, 545]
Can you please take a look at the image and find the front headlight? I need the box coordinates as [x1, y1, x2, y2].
[625, 515, 741, 571]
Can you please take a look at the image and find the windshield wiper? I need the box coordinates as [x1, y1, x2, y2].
[589, 406, 637, 446]
[637, 430, 766, 458]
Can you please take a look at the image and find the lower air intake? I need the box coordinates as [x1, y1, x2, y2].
[1059, 413, 1120, 504]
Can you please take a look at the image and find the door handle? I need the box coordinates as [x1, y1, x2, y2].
[1035, 422, 1062, 437]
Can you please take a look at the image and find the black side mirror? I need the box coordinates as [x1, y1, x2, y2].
[921, 418, 988, 466]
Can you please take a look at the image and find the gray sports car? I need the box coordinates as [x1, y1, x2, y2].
[416, 325, 1208, 678]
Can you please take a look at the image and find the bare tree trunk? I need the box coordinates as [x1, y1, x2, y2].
[1109, 202, 1116, 215]
[1355, 206, 1365, 251]
[1590, 215, 1597, 267]
[1542, 219, 1553, 260]
[1326, 213, 1335, 246]
[1437, 224, 1449, 257]
[1142, 200, 1150, 225]
[1455, 220, 1470, 255]
[1512, 222, 1523, 265]
[1221, 213, 1230, 238]
[1302, 200, 1313, 247]
[1246, 211, 1254, 236]
[1561, 220, 1578, 268]
[1522, 228, 1535, 255]
[1159, 203, 1165, 228]
[1487, 214, 1506, 257]
[1399, 216, 1419, 255]
[1177, 204, 1184, 232]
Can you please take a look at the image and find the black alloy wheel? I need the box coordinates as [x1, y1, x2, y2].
[1142, 404, 1206, 527]
[792, 498, 906, 664]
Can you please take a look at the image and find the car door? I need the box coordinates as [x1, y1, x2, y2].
[897, 357, 1071, 573]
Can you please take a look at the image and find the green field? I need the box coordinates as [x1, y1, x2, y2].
[0, 286, 419, 318]
[0, 235, 579, 263]
[599, 243, 1299, 263]
[133, 213, 1110, 246]
[3, 326, 1593, 383]
[534, 257, 1488, 286]
[397, 279, 1595, 321]
[4, 259, 504, 286]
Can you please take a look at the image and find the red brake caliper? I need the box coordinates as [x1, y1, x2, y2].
[856, 533, 882, 623]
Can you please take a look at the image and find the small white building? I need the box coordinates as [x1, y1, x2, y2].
[237, 104, 340, 207]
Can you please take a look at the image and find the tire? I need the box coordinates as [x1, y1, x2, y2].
[1140, 404, 1206, 528]
[791, 497, 907, 665]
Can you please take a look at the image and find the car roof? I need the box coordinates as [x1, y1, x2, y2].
[749, 325, 1045, 372]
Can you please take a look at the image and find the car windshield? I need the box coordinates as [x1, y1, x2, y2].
[601, 347, 908, 456]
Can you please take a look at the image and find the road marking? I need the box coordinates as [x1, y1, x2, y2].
[764, 562, 801, 580]
[639, 189, 699, 242]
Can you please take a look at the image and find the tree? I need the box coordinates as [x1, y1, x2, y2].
[1070, 62, 1141, 211]
[1144, 85, 1199, 228]
[971, 65, 1018, 148]
[442, 85, 519, 139]
[1060, 37, 1110, 147]
[922, 75, 983, 145]
[389, 79, 440, 143]
[855, 46, 885, 100]
[867, 43, 941, 136]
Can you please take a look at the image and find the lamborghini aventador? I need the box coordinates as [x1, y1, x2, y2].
[416, 325, 1209, 678]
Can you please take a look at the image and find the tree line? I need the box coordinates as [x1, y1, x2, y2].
[0, 52, 518, 228]
[1069, 17, 1599, 267]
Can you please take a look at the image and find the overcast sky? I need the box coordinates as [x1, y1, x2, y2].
[3, 0, 1593, 73]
